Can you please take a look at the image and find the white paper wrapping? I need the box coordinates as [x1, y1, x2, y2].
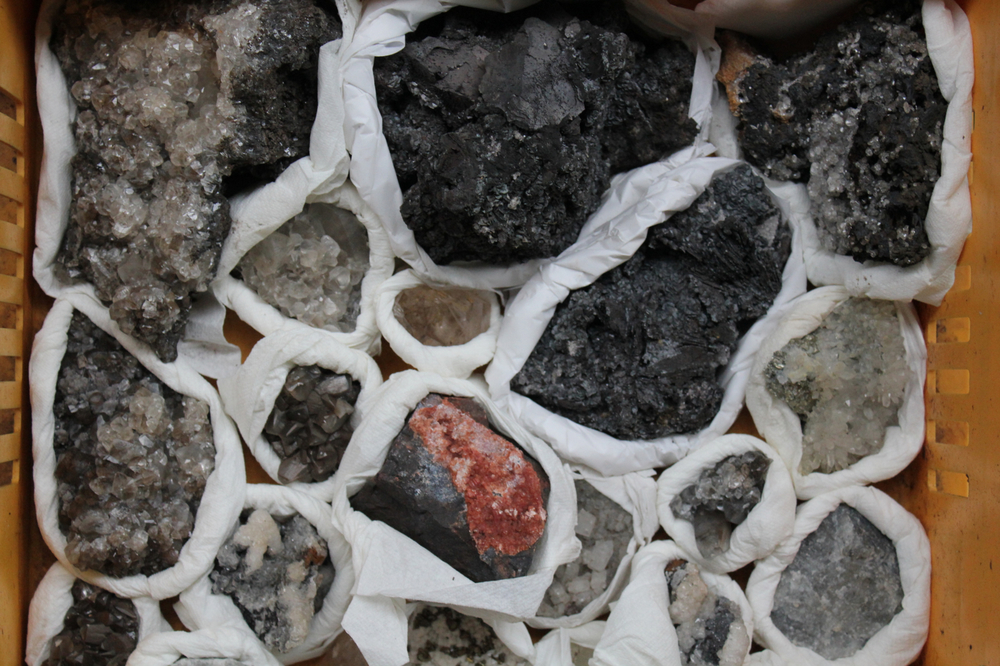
[745, 286, 926, 500]
[484, 156, 808, 474]
[330, 370, 579, 666]
[374, 269, 503, 379]
[31, 295, 246, 600]
[27, 562, 169, 666]
[175, 484, 355, 665]
[340, 0, 718, 291]
[531, 621, 606, 666]
[128, 629, 283, 666]
[746, 486, 931, 666]
[591, 540, 753, 666]
[528, 468, 659, 630]
[656, 434, 796, 574]
[216, 327, 382, 499]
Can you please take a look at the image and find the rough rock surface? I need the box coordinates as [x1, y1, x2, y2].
[375, 1, 697, 265]
[772, 504, 904, 660]
[42, 580, 139, 666]
[239, 204, 370, 332]
[52, 0, 341, 361]
[538, 479, 632, 618]
[670, 452, 771, 558]
[351, 394, 549, 582]
[765, 298, 908, 475]
[263, 364, 362, 484]
[666, 561, 750, 666]
[512, 165, 790, 440]
[54, 312, 216, 578]
[718, 0, 945, 266]
[407, 606, 530, 666]
[212, 509, 336, 654]
[394, 286, 493, 347]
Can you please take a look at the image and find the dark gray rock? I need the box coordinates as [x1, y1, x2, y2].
[42, 580, 139, 666]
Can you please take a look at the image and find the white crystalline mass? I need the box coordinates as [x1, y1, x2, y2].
[665, 561, 750, 666]
[406, 606, 529, 666]
[240, 203, 370, 332]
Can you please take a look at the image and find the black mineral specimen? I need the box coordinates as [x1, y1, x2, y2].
[512, 164, 790, 440]
[42, 580, 139, 666]
[375, 1, 698, 265]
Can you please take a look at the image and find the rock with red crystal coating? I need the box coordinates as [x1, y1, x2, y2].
[350, 394, 549, 582]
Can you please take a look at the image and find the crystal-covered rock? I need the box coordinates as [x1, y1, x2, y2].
[771, 505, 904, 660]
[41, 580, 139, 666]
[351, 394, 549, 582]
[718, 0, 944, 267]
[407, 606, 530, 666]
[512, 165, 790, 439]
[52, 0, 342, 361]
[764, 298, 908, 475]
[665, 561, 750, 666]
[212, 509, 336, 654]
[394, 286, 493, 347]
[375, 1, 697, 265]
[239, 204, 370, 332]
[54, 312, 215, 577]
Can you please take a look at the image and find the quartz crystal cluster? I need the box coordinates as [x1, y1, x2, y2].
[394, 286, 493, 347]
[407, 606, 530, 666]
[512, 165, 790, 440]
[239, 204, 370, 332]
[352, 394, 549, 582]
[212, 509, 336, 654]
[718, 0, 945, 266]
[764, 298, 908, 475]
[375, 1, 698, 265]
[665, 561, 751, 666]
[262, 365, 362, 484]
[538, 480, 633, 618]
[41, 580, 139, 666]
[771, 505, 904, 660]
[52, 0, 341, 361]
[54, 312, 216, 577]
[670, 452, 771, 558]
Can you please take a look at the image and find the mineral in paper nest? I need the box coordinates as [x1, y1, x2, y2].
[262, 364, 362, 484]
[212, 509, 336, 654]
[512, 164, 790, 440]
[239, 204, 370, 332]
[771, 504, 904, 660]
[54, 312, 215, 578]
[666, 561, 750, 666]
[670, 451, 771, 558]
[375, 1, 697, 265]
[52, 0, 341, 361]
[764, 297, 908, 475]
[718, 0, 945, 266]
[407, 606, 530, 666]
[394, 286, 493, 347]
[351, 394, 549, 583]
[174, 661, 248, 666]
[42, 580, 139, 666]
[538, 479, 633, 618]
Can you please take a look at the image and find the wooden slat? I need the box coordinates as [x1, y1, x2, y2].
[0, 3, 28, 105]
[0, 275, 22, 306]
[0, 115, 23, 154]
[0, 432, 17, 463]
[0, 168, 23, 204]
[0, 382, 20, 410]
[0, 221, 23, 254]
[0, 329, 21, 358]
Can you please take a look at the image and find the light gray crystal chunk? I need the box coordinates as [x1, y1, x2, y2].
[665, 561, 750, 666]
[394, 286, 493, 347]
[407, 606, 529, 666]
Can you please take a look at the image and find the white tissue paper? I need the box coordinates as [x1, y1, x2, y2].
[31, 295, 245, 600]
[531, 621, 607, 666]
[746, 485, 931, 666]
[745, 286, 926, 500]
[657, 434, 796, 574]
[128, 628, 283, 666]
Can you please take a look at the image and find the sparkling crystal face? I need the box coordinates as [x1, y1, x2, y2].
[665, 560, 750, 666]
[393, 285, 493, 347]
[42, 581, 139, 666]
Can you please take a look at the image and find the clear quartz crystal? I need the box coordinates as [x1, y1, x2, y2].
[406, 606, 529, 666]
[665, 561, 750, 666]
[393, 286, 493, 346]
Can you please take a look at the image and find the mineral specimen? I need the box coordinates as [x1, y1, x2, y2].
[262, 364, 362, 484]
[670, 452, 771, 558]
[351, 394, 549, 582]
[537, 479, 633, 618]
[718, 0, 945, 266]
[394, 286, 493, 347]
[512, 165, 790, 440]
[212, 509, 336, 654]
[239, 204, 370, 332]
[54, 312, 216, 577]
[665, 561, 750, 666]
[407, 606, 530, 666]
[764, 298, 908, 475]
[375, 1, 698, 265]
[42, 580, 139, 666]
[771, 504, 904, 660]
[52, 0, 341, 361]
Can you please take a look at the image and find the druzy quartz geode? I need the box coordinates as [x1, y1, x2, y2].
[52, 0, 341, 361]
[512, 165, 790, 440]
[351, 394, 549, 583]
[375, 1, 698, 265]
[42, 580, 139, 666]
